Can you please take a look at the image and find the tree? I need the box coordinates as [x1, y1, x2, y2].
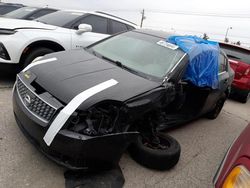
[203, 33, 209, 40]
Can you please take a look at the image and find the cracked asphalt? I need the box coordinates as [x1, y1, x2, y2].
[0, 74, 249, 188]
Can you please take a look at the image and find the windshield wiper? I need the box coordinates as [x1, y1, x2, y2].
[100, 55, 122, 67]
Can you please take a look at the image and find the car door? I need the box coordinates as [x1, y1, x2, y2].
[70, 15, 110, 49]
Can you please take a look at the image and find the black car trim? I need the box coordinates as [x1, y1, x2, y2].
[16, 75, 58, 123]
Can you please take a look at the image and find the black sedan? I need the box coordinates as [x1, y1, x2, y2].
[13, 29, 234, 170]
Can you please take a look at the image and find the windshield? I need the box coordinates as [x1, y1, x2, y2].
[90, 31, 185, 79]
[220, 46, 250, 64]
[5, 7, 37, 18]
[35, 11, 84, 27]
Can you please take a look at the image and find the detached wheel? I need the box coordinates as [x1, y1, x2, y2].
[206, 93, 226, 119]
[22, 47, 54, 68]
[128, 133, 181, 170]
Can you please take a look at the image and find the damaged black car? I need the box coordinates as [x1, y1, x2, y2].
[12, 29, 234, 171]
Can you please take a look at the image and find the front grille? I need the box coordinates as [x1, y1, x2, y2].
[16, 78, 56, 122]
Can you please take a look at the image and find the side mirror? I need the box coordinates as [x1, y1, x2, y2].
[76, 24, 92, 34]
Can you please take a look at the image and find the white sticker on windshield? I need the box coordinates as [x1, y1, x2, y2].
[157, 40, 179, 50]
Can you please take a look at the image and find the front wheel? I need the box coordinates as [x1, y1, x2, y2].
[22, 47, 54, 69]
[128, 133, 181, 170]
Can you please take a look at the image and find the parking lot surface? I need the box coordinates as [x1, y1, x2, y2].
[0, 75, 249, 188]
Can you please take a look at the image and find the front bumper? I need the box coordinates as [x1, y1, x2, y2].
[13, 85, 138, 170]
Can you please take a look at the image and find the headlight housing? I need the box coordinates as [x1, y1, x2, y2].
[223, 165, 250, 188]
[0, 43, 10, 60]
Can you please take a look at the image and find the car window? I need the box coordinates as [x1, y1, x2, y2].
[219, 54, 227, 73]
[27, 9, 56, 20]
[0, 6, 20, 15]
[220, 46, 250, 65]
[110, 20, 128, 34]
[5, 7, 37, 18]
[36, 11, 85, 27]
[76, 15, 108, 34]
[90, 31, 185, 79]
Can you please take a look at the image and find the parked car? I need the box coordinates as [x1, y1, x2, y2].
[4, 6, 58, 20]
[214, 123, 250, 188]
[0, 3, 24, 15]
[0, 10, 136, 72]
[220, 42, 250, 103]
[13, 29, 233, 170]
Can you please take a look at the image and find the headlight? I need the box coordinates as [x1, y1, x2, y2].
[0, 43, 10, 60]
[223, 165, 250, 188]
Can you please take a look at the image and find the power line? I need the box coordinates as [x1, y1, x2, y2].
[103, 9, 250, 19]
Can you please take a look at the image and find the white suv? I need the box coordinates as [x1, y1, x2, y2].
[0, 10, 136, 71]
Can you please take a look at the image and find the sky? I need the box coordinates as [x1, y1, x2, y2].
[3, 0, 250, 47]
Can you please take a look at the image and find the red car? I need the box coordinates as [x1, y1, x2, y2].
[214, 123, 250, 187]
[220, 43, 250, 103]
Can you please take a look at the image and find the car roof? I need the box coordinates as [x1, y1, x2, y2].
[0, 3, 24, 7]
[59, 9, 137, 27]
[219, 42, 250, 52]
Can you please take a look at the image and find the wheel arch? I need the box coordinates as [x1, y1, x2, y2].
[19, 40, 65, 64]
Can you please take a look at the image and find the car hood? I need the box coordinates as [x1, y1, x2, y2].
[0, 17, 57, 30]
[28, 50, 160, 110]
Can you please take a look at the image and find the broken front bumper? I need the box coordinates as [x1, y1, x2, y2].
[13, 86, 138, 170]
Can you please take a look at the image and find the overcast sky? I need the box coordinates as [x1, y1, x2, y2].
[4, 0, 250, 46]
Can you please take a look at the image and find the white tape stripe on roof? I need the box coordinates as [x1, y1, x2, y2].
[43, 79, 119, 146]
[22, 57, 57, 72]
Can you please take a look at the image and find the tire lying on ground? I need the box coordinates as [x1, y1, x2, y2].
[128, 133, 181, 170]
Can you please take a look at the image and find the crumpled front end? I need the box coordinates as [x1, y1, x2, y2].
[13, 73, 139, 170]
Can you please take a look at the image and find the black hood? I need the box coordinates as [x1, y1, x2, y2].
[29, 50, 160, 109]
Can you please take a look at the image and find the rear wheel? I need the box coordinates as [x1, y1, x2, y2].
[239, 91, 250, 103]
[128, 133, 181, 170]
[22, 47, 54, 69]
[206, 93, 226, 119]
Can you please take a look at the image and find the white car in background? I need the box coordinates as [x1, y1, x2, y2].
[0, 10, 136, 71]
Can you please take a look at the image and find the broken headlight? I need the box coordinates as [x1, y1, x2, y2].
[67, 103, 129, 136]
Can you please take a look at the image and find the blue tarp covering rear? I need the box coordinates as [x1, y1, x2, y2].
[168, 36, 219, 89]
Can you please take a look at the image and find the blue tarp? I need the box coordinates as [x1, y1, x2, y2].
[168, 36, 220, 89]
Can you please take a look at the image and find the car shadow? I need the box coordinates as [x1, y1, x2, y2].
[0, 72, 16, 89]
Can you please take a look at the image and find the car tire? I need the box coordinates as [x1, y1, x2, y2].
[239, 91, 250, 103]
[128, 133, 181, 170]
[22, 47, 54, 68]
[206, 93, 226, 119]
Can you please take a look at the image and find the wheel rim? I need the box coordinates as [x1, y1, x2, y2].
[142, 136, 170, 150]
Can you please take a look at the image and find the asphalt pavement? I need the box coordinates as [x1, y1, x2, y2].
[0, 75, 249, 188]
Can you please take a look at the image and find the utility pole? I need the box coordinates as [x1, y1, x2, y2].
[140, 9, 146, 28]
[224, 27, 232, 42]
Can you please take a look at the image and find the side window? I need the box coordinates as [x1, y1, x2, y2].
[74, 15, 108, 34]
[219, 54, 227, 73]
[28, 9, 56, 20]
[110, 20, 128, 34]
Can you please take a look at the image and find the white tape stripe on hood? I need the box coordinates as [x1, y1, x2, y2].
[43, 79, 119, 146]
[22, 57, 57, 72]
